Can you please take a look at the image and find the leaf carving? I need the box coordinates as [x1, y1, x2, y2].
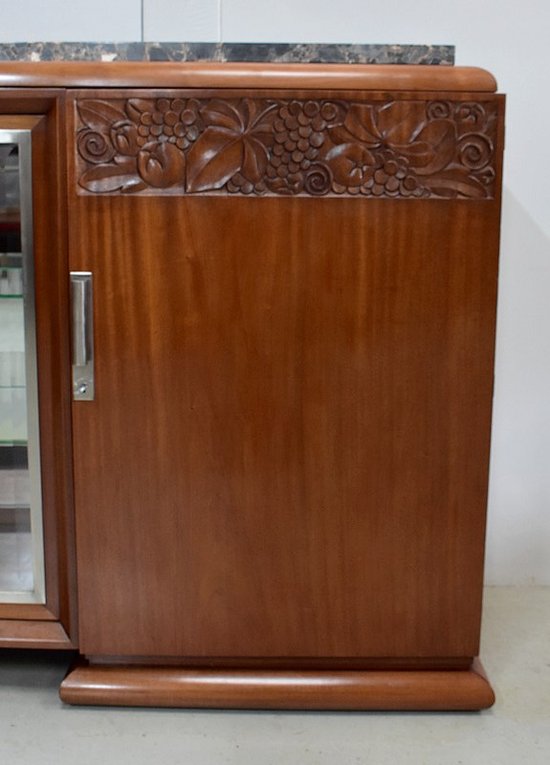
[242, 138, 269, 184]
[79, 158, 143, 193]
[77, 100, 128, 132]
[376, 101, 427, 144]
[247, 102, 278, 136]
[126, 99, 156, 123]
[394, 120, 457, 176]
[200, 100, 243, 131]
[187, 100, 278, 190]
[341, 105, 381, 145]
[422, 169, 486, 199]
[186, 128, 244, 192]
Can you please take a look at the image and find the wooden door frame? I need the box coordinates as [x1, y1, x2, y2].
[0, 90, 76, 649]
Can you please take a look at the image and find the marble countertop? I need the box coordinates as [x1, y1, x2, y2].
[0, 42, 454, 65]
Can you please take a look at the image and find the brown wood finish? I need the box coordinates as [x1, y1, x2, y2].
[0, 619, 71, 648]
[67, 87, 503, 669]
[0, 64, 503, 709]
[0, 604, 57, 621]
[0, 93, 77, 647]
[33, 93, 77, 644]
[72, 92, 499, 200]
[87, 655, 472, 670]
[59, 659, 495, 710]
[0, 63, 497, 92]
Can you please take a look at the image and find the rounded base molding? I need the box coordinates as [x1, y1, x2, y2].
[60, 658, 494, 711]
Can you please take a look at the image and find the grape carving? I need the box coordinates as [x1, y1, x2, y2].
[265, 101, 341, 194]
[132, 98, 202, 151]
[75, 96, 497, 199]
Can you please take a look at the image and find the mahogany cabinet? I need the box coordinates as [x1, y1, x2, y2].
[0, 63, 504, 709]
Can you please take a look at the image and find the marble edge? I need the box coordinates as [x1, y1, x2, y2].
[0, 43, 455, 65]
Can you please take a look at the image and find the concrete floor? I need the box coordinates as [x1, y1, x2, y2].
[0, 586, 549, 764]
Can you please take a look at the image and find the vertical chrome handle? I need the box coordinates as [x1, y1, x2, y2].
[71, 276, 88, 367]
[70, 272, 94, 401]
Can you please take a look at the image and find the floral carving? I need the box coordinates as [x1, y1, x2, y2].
[75, 96, 498, 199]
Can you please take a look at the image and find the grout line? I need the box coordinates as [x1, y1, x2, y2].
[219, 0, 223, 43]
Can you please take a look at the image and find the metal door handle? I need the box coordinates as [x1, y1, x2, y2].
[70, 271, 94, 400]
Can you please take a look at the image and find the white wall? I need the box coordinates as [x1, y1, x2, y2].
[1, 0, 549, 585]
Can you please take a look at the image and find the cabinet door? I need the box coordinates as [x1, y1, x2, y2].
[69, 90, 503, 661]
[0, 97, 75, 648]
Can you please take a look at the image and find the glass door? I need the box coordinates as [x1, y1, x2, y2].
[0, 129, 45, 604]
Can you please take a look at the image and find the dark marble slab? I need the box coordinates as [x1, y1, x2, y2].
[0, 42, 454, 65]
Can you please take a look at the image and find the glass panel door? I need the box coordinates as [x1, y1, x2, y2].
[0, 129, 45, 603]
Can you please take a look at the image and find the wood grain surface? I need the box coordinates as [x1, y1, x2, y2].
[60, 659, 495, 710]
[0, 63, 497, 92]
[68, 84, 503, 660]
[0, 94, 77, 646]
[0, 618, 72, 648]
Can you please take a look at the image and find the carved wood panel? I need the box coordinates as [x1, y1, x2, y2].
[75, 96, 498, 199]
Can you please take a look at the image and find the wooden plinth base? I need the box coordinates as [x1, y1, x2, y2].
[60, 658, 494, 710]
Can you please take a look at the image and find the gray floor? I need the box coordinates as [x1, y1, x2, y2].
[0, 586, 549, 764]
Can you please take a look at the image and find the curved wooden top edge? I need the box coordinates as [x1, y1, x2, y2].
[0, 62, 497, 92]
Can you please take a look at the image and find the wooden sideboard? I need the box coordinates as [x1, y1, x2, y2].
[0, 63, 504, 710]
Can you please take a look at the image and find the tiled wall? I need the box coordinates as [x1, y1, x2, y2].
[0, 0, 486, 43]
[145, 1, 220, 41]
[0, 0, 506, 45]
[1, 0, 217, 42]
[1, 1, 142, 42]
